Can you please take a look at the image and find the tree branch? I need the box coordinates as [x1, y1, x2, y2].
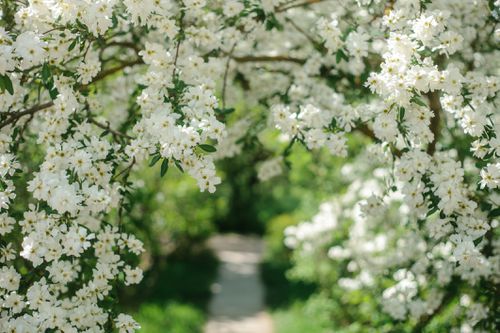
[231, 55, 305, 64]
[0, 59, 143, 129]
[355, 123, 402, 157]
[88, 116, 134, 140]
[88, 59, 143, 84]
[356, 123, 376, 140]
[0, 102, 54, 129]
[426, 91, 442, 156]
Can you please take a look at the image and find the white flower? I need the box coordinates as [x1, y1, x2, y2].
[124, 266, 143, 285]
[479, 163, 500, 189]
[223, 0, 244, 17]
[115, 313, 140, 333]
[0, 266, 21, 291]
[3, 292, 25, 313]
[13, 32, 46, 68]
[0, 213, 15, 235]
[257, 157, 283, 182]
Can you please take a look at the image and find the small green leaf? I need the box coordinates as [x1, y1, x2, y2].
[426, 206, 439, 217]
[199, 144, 217, 153]
[149, 154, 161, 167]
[111, 14, 118, 28]
[0, 74, 14, 95]
[214, 107, 235, 115]
[68, 38, 77, 51]
[329, 118, 337, 130]
[336, 49, 348, 64]
[399, 107, 405, 121]
[265, 14, 283, 31]
[160, 158, 169, 177]
[411, 96, 427, 107]
[49, 87, 59, 100]
[174, 160, 184, 173]
[488, 207, 500, 219]
[42, 63, 51, 83]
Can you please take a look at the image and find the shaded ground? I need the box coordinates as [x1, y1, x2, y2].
[205, 234, 273, 333]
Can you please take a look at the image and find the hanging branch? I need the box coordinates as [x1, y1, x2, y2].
[0, 59, 143, 130]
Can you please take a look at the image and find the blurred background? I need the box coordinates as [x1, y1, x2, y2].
[116, 103, 376, 333]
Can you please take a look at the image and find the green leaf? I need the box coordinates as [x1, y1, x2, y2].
[160, 158, 169, 177]
[149, 154, 161, 167]
[199, 144, 217, 153]
[411, 96, 427, 107]
[68, 38, 77, 51]
[174, 159, 184, 173]
[48, 87, 59, 100]
[488, 207, 500, 219]
[399, 107, 406, 121]
[111, 14, 118, 28]
[426, 205, 439, 217]
[214, 107, 235, 115]
[265, 14, 283, 31]
[42, 63, 51, 83]
[336, 49, 348, 64]
[0, 74, 14, 95]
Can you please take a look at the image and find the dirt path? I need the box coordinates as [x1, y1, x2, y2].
[204, 234, 273, 333]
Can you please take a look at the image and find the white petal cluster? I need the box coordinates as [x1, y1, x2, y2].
[257, 156, 284, 182]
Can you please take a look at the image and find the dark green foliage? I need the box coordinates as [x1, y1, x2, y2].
[198, 144, 217, 152]
[120, 248, 219, 333]
[0, 74, 14, 95]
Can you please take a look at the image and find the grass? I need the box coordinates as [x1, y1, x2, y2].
[133, 302, 205, 333]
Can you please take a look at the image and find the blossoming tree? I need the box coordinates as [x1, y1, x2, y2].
[0, 0, 498, 332]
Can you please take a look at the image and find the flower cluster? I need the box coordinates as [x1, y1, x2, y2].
[271, 102, 348, 157]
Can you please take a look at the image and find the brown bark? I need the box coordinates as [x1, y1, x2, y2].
[426, 91, 442, 155]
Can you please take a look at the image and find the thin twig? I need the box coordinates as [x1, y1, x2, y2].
[112, 157, 136, 181]
[88, 117, 134, 140]
[171, 11, 185, 80]
[285, 17, 325, 54]
[221, 43, 237, 110]
[275, 0, 326, 12]
[171, 38, 182, 79]
[355, 123, 402, 157]
[103, 41, 141, 55]
[89, 59, 143, 84]
[231, 55, 305, 64]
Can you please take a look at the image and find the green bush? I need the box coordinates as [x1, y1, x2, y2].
[133, 302, 205, 333]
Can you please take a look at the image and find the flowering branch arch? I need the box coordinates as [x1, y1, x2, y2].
[0, 0, 498, 332]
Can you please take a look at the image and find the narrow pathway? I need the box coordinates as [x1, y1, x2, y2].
[204, 234, 273, 333]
